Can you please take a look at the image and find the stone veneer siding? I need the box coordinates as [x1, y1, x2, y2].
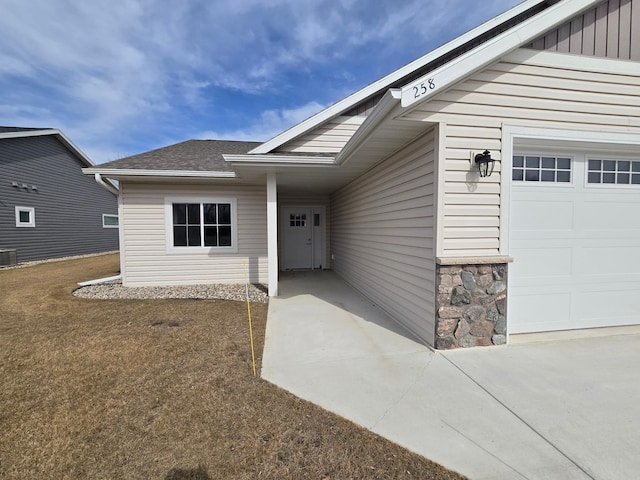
[435, 263, 508, 349]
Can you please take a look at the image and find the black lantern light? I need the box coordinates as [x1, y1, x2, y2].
[474, 150, 495, 177]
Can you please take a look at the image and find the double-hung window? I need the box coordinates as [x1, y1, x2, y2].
[165, 197, 237, 253]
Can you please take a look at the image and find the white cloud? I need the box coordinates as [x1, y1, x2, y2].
[195, 101, 326, 142]
[0, 0, 523, 163]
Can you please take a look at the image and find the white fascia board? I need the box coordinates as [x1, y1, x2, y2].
[401, 0, 603, 108]
[223, 154, 336, 165]
[249, 0, 547, 155]
[82, 168, 237, 178]
[0, 128, 97, 167]
[334, 89, 402, 165]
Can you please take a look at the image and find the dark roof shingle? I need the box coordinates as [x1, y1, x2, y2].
[0, 126, 52, 133]
[96, 139, 261, 172]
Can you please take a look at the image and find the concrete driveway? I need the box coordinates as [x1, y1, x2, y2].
[261, 271, 640, 480]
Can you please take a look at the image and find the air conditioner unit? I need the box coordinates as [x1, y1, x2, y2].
[0, 249, 17, 267]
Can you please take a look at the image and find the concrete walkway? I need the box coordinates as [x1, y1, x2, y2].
[261, 270, 640, 480]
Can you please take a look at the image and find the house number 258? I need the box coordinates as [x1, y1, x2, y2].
[413, 79, 436, 98]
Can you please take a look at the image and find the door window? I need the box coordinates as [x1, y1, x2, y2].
[289, 213, 307, 227]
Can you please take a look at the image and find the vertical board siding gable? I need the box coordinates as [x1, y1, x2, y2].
[527, 0, 640, 60]
[120, 183, 267, 286]
[331, 131, 436, 346]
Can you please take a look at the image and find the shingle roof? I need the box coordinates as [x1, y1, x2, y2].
[0, 126, 52, 133]
[96, 139, 261, 172]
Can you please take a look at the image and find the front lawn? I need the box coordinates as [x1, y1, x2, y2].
[0, 254, 465, 479]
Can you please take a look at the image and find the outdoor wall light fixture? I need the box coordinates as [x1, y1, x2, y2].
[474, 150, 495, 177]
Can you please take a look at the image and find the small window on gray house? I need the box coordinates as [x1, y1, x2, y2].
[512, 155, 571, 183]
[587, 159, 640, 185]
[102, 214, 119, 228]
[15, 206, 35, 227]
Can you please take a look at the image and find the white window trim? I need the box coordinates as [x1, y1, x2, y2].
[164, 196, 238, 254]
[15, 206, 35, 227]
[102, 213, 119, 228]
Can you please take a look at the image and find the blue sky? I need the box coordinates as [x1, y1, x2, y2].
[1, 0, 522, 164]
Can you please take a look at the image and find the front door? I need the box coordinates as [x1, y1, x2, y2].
[281, 206, 323, 270]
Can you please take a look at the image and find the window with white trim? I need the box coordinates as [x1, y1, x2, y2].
[512, 155, 572, 183]
[15, 206, 35, 227]
[102, 214, 119, 228]
[165, 197, 237, 253]
[587, 159, 640, 185]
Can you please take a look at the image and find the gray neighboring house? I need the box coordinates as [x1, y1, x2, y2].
[0, 127, 119, 265]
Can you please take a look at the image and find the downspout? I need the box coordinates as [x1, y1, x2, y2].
[94, 173, 118, 195]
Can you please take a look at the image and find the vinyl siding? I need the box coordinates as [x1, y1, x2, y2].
[331, 131, 436, 346]
[277, 116, 364, 153]
[0, 135, 118, 263]
[120, 183, 267, 286]
[403, 49, 640, 257]
[528, 0, 640, 61]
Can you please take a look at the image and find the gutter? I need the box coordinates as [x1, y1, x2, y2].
[77, 274, 122, 286]
[93, 173, 119, 195]
[82, 168, 237, 179]
[223, 154, 336, 166]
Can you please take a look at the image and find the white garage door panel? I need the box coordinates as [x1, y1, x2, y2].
[509, 153, 640, 334]
[511, 200, 574, 231]
[510, 246, 572, 278]
[583, 202, 638, 230]
[575, 245, 640, 276]
[574, 287, 640, 324]
[510, 290, 572, 331]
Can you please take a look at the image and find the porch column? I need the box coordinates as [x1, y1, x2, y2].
[267, 173, 278, 296]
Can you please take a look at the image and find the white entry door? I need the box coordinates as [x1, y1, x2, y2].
[509, 152, 640, 334]
[281, 206, 323, 270]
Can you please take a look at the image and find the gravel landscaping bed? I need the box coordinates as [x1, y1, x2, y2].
[73, 280, 269, 303]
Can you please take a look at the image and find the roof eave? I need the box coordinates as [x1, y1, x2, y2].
[82, 168, 237, 179]
[223, 154, 336, 167]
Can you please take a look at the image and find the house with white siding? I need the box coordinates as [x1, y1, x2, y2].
[85, 0, 640, 349]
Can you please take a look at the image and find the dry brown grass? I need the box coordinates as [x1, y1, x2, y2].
[0, 254, 466, 480]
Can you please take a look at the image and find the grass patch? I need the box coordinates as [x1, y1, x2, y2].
[0, 254, 466, 479]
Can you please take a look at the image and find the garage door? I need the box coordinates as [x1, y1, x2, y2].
[509, 152, 640, 334]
